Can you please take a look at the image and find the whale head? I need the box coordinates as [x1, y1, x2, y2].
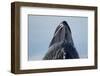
[49, 21, 74, 47]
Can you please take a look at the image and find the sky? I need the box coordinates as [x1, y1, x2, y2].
[28, 15, 88, 61]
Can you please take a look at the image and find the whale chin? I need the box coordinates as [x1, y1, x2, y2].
[43, 21, 79, 60]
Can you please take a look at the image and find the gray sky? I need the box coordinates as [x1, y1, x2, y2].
[28, 15, 88, 60]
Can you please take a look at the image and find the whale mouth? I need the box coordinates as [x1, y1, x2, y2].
[49, 21, 73, 47]
[61, 21, 71, 33]
[54, 21, 71, 37]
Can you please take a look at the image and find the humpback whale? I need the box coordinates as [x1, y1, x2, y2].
[43, 21, 79, 60]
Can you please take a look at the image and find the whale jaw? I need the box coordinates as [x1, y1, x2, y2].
[43, 21, 79, 60]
